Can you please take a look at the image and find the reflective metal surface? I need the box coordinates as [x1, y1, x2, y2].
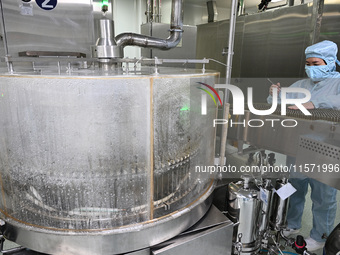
[227, 107, 340, 157]
[197, 4, 313, 81]
[319, 0, 340, 45]
[270, 179, 289, 230]
[18, 51, 86, 58]
[0, 0, 94, 58]
[92, 19, 123, 59]
[0, 71, 218, 254]
[197, 0, 340, 102]
[3, 190, 213, 255]
[151, 205, 233, 255]
[227, 106, 340, 189]
[296, 134, 340, 189]
[152, 223, 233, 255]
[227, 179, 261, 253]
[258, 180, 273, 235]
[207, 1, 218, 23]
[146, 0, 161, 23]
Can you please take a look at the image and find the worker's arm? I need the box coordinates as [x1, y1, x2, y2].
[311, 94, 340, 109]
[288, 101, 315, 110]
[307, 78, 340, 110]
[267, 80, 308, 104]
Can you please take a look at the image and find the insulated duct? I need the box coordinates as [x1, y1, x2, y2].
[115, 0, 183, 50]
[207, 1, 218, 23]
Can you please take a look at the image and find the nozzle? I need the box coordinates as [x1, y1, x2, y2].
[102, 5, 108, 13]
[101, 0, 109, 13]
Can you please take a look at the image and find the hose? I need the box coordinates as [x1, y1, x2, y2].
[260, 249, 298, 255]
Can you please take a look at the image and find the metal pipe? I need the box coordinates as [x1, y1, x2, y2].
[0, 0, 13, 73]
[0, 0, 9, 56]
[310, 0, 324, 45]
[226, 0, 238, 85]
[238, 0, 245, 16]
[153, 0, 157, 22]
[115, 0, 183, 50]
[207, 1, 218, 23]
[219, 0, 238, 166]
[146, 0, 152, 22]
[158, 0, 162, 23]
[154, 0, 161, 23]
[219, 103, 230, 167]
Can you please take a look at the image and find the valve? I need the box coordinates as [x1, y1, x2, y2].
[293, 235, 307, 254]
[101, 0, 109, 13]
[292, 235, 316, 255]
[234, 233, 243, 255]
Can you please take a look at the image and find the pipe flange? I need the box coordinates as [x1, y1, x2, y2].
[168, 28, 183, 32]
[92, 45, 124, 59]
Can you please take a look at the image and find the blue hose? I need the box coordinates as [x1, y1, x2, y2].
[260, 249, 298, 255]
[282, 251, 298, 255]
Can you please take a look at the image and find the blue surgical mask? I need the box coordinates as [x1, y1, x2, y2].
[305, 65, 330, 82]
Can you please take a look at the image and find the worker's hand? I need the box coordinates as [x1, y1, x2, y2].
[288, 101, 315, 110]
[269, 83, 281, 96]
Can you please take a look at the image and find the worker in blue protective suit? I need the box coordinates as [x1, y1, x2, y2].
[267, 40, 340, 251]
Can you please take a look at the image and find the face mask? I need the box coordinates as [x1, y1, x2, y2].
[305, 65, 330, 82]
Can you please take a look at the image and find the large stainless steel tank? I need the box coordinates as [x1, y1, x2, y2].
[0, 70, 218, 255]
[227, 176, 262, 254]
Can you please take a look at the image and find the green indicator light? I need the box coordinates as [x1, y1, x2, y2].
[101, 0, 109, 13]
[180, 106, 190, 111]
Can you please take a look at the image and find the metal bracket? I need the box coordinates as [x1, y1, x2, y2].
[18, 51, 86, 58]
[0, 220, 25, 255]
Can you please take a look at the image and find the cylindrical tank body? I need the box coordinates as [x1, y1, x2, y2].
[227, 177, 262, 254]
[258, 179, 273, 234]
[0, 70, 218, 255]
[270, 178, 290, 230]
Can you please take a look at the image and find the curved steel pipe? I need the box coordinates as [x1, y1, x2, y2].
[115, 0, 183, 50]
